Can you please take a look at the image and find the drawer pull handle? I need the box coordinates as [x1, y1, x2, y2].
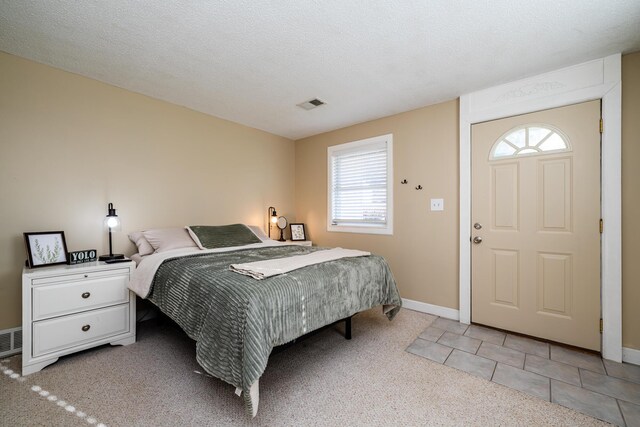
[84, 274, 88, 278]
[81, 325, 91, 332]
[81, 292, 91, 299]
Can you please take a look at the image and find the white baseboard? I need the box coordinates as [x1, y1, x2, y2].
[622, 347, 640, 366]
[402, 298, 460, 321]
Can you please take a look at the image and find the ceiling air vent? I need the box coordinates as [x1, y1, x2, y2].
[297, 98, 326, 110]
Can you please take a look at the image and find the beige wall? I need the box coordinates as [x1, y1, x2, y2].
[296, 55, 640, 352]
[0, 52, 295, 329]
[2, 49, 637, 351]
[295, 100, 460, 308]
[622, 52, 640, 350]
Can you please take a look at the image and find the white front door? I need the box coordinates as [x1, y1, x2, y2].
[471, 100, 601, 351]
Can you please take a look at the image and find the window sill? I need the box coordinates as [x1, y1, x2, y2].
[327, 224, 393, 235]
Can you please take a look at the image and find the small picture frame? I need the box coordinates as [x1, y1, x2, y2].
[289, 223, 306, 241]
[24, 231, 68, 268]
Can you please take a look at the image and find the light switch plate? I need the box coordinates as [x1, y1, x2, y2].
[430, 198, 444, 211]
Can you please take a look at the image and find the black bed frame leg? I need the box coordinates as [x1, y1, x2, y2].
[345, 316, 352, 340]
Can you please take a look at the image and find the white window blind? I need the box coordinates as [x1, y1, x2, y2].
[327, 134, 393, 234]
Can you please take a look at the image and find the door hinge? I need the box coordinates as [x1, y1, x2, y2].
[599, 118, 604, 134]
[600, 219, 603, 234]
[600, 318, 603, 333]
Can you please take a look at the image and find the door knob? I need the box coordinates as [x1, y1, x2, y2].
[473, 236, 483, 244]
[474, 223, 482, 230]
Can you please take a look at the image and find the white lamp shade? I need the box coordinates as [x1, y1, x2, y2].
[105, 216, 121, 230]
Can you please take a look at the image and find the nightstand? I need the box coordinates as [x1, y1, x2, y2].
[22, 261, 136, 375]
[285, 240, 312, 247]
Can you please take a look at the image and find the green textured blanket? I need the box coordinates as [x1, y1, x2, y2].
[148, 245, 401, 416]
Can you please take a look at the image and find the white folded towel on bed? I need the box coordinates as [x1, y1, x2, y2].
[229, 247, 370, 280]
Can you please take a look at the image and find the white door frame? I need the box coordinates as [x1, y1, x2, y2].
[459, 54, 622, 361]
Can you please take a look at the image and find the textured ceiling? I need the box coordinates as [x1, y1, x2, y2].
[1, 1, 640, 140]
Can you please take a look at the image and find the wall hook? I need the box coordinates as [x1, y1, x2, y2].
[400, 179, 408, 184]
[415, 185, 423, 190]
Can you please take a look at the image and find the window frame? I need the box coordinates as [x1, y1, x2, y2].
[489, 123, 572, 161]
[327, 134, 393, 235]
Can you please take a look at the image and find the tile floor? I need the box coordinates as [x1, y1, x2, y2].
[406, 317, 640, 426]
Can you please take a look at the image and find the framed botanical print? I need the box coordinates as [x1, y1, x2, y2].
[289, 223, 306, 241]
[24, 231, 68, 268]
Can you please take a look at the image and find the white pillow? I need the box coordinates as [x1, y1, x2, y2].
[142, 227, 198, 253]
[128, 231, 155, 256]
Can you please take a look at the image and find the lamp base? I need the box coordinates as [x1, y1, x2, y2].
[98, 254, 125, 261]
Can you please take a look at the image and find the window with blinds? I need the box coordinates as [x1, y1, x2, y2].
[327, 134, 393, 235]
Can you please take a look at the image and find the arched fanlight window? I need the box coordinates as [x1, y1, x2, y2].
[490, 125, 571, 160]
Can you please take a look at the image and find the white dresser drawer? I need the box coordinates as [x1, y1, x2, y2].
[32, 304, 130, 357]
[32, 267, 129, 286]
[32, 275, 129, 321]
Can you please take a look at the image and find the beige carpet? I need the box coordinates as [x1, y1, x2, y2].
[0, 308, 607, 426]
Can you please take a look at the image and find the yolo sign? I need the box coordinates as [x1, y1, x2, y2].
[68, 249, 97, 265]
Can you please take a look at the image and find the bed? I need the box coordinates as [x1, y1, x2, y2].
[128, 224, 401, 416]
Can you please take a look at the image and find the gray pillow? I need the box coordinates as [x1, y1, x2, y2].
[187, 224, 262, 249]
